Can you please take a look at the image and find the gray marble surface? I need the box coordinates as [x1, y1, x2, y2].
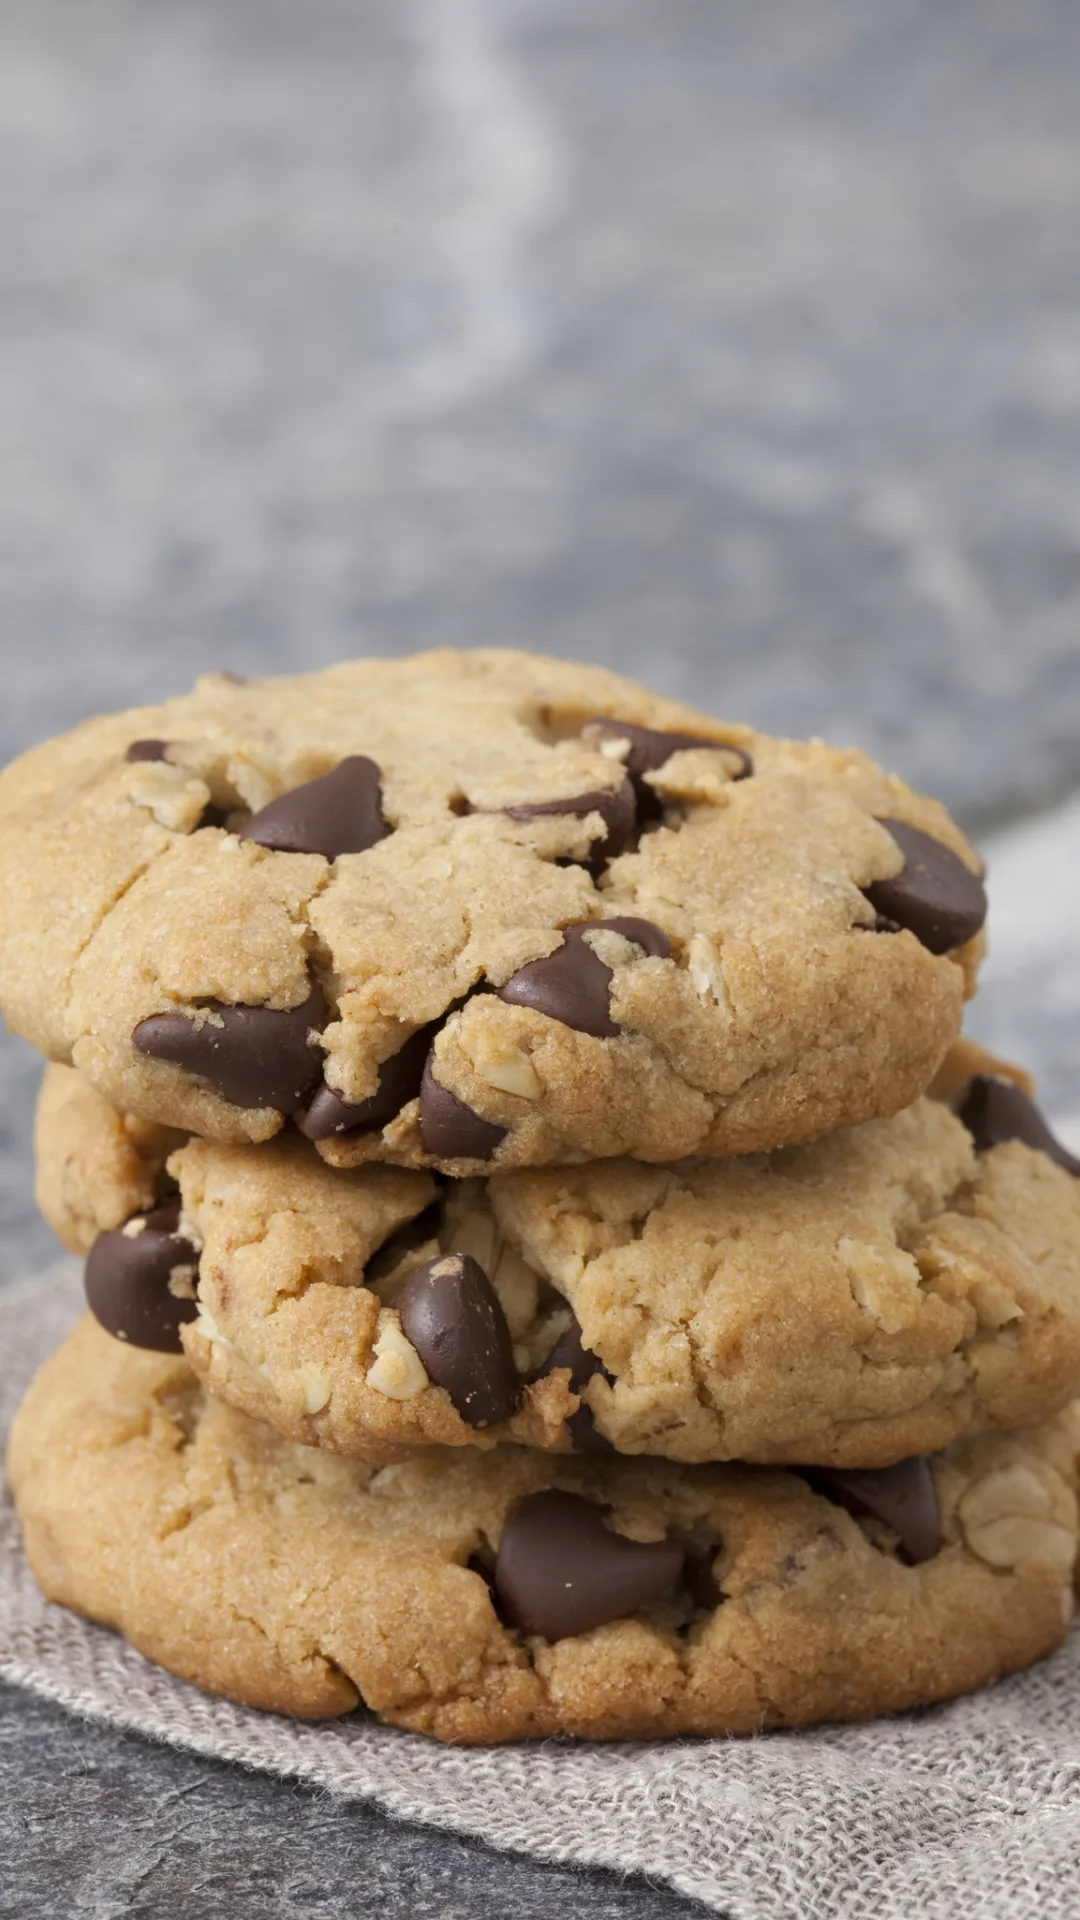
[3, 0, 1080, 1912]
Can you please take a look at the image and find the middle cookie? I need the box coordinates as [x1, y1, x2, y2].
[40, 1058, 1080, 1468]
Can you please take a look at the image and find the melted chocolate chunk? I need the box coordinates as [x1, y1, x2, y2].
[494, 1490, 685, 1640]
[298, 1027, 432, 1141]
[417, 1056, 508, 1161]
[583, 718, 752, 820]
[506, 778, 637, 877]
[806, 1457, 941, 1565]
[682, 1551, 723, 1613]
[497, 917, 670, 1037]
[565, 1406, 616, 1454]
[396, 1252, 518, 1428]
[538, 1315, 609, 1391]
[535, 1313, 614, 1452]
[126, 740, 171, 764]
[84, 1200, 200, 1353]
[240, 756, 389, 859]
[959, 1075, 1080, 1175]
[863, 820, 987, 956]
[133, 985, 328, 1113]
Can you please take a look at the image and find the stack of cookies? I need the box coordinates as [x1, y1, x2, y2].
[6, 649, 1080, 1743]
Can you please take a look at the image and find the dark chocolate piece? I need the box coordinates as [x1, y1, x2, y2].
[494, 1489, 685, 1640]
[863, 820, 987, 955]
[133, 985, 328, 1112]
[396, 1252, 518, 1428]
[298, 1027, 432, 1140]
[583, 718, 752, 819]
[506, 778, 637, 876]
[417, 1056, 508, 1162]
[240, 756, 389, 859]
[807, 1457, 941, 1564]
[498, 918, 670, 1037]
[126, 740, 171, 764]
[84, 1200, 200, 1354]
[959, 1075, 1080, 1176]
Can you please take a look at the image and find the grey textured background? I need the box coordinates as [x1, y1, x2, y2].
[3, 0, 1080, 1911]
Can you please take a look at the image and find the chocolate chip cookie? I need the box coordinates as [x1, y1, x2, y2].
[9, 1319, 1078, 1739]
[0, 650, 985, 1171]
[40, 1056, 1080, 1467]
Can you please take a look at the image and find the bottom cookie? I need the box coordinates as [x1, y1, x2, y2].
[9, 1318, 1080, 1744]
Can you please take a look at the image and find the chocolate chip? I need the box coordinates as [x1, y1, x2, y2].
[498, 917, 670, 1037]
[133, 985, 328, 1113]
[806, 1457, 941, 1564]
[583, 718, 752, 820]
[494, 1489, 685, 1640]
[535, 1313, 614, 1453]
[506, 778, 637, 877]
[863, 820, 987, 955]
[239, 756, 390, 859]
[538, 1315, 609, 1391]
[565, 1406, 615, 1453]
[418, 1055, 508, 1161]
[84, 1200, 200, 1353]
[959, 1075, 1080, 1176]
[298, 1027, 432, 1141]
[395, 1252, 518, 1428]
[682, 1551, 723, 1613]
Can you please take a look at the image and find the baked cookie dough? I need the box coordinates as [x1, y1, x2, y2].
[34, 1054, 185, 1257]
[0, 650, 985, 1172]
[9, 1319, 1078, 1740]
[39, 1059, 1080, 1467]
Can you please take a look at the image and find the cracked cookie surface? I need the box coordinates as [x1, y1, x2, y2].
[0, 649, 984, 1171]
[9, 1319, 1079, 1740]
[40, 1060, 1080, 1467]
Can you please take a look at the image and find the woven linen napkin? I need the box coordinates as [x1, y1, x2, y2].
[4, 1262, 1080, 1919]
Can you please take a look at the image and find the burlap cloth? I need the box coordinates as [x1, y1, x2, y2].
[3, 1263, 1080, 1917]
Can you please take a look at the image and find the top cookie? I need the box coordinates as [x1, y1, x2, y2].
[0, 649, 986, 1171]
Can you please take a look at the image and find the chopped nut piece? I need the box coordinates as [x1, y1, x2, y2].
[595, 735, 630, 763]
[297, 1362, 331, 1416]
[960, 1463, 1054, 1530]
[476, 1049, 543, 1101]
[167, 1264, 198, 1301]
[459, 1025, 544, 1102]
[193, 1306, 238, 1355]
[686, 934, 732, 1013]
[126, 762, 212, 834]
[840, 1238, 923, 1333]
[963, 1514, 1075, 1571]
[224, 752, 278, 814]
[968, 1277, 1023, 1331]
[367, 1319, 428, 1401]
[959, 1462, 1077, 1570]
